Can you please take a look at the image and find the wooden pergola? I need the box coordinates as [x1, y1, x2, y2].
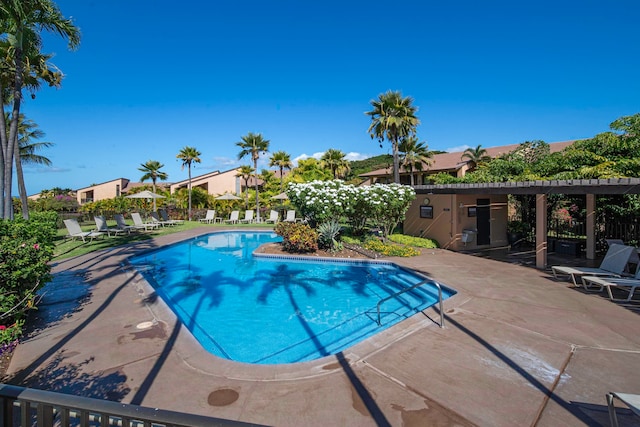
[414, 178, 640, 269]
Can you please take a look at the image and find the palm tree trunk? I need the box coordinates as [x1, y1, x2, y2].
[187, 166, 192, 220]
[4, 42, 25, 219]
[152, 180, 157, 212]
[14, 135, 29, 219]
[254, 158, 260, 221]
[392, 138, 400, 184]
[0, 86, 6, 219]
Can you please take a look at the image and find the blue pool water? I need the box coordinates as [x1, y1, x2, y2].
[129, 231, 455, 364]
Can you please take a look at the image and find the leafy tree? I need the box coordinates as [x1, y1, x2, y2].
[289, 158, 332, 182]
[236, 165, 254, 209]
[138, 160, 168, 211]
[366, 90, 420, 183]
[176, 146, 201, 220]
[0, 0, 80, 219]
[236, 132, 269, 221]
[320, 148, 350, 179]
[174, 187, 208, 210]
[269, 150, 292, 192]
[399, 136, 433, 186]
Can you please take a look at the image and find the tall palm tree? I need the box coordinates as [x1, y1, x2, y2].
[176, 146, 201, 220]
[0, 0, 80, 218]
[320, 148, 351, 179]
[399, 136, 433, 186]
[269, 150, 293, 192]
[138, 160, 168, 211]
[10, 113, 52, 217]
[366, 90, 420, 183]
[236, 165, 254, 209]
[461, 144, 491, 166]
[236, 132, 270, 220]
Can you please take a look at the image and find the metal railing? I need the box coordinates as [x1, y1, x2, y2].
[376, 279, 444, 328]
[0, 383, 264, 427]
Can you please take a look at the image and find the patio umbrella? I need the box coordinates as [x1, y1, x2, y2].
[215, 193, 242, 200]
[271, 192, 289, 200]
[126, 190, 166, 211]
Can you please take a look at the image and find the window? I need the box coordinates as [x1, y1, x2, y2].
[420, 205, 433, 219]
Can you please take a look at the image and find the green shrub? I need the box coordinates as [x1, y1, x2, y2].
[317, 220, 343, 251]
[362, 237, 420, 257]
[388, 233, 439, 249]
[274, 222, 318, 253]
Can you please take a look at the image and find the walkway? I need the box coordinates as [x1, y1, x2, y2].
[6, 228, 640, 426]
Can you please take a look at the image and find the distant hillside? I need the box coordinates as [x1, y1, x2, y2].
[347, 154, 393, 180]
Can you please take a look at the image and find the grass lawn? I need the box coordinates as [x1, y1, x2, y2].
[53, 219, 274, 261]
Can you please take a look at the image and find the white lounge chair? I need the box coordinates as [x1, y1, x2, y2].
[199, 210, 219, 224]
[224, 211, 240, 224]
[283, 210, 301, 223]
[114, 214, 136, 233]
[264, 210, 279, 224]
[607, 392, 640, 426]
[581, 264, 640, 302]
[63, 218, 104, 242]
[159, 209, 184, 225]
[239, 210, 254, 224]
[551, 244, 636, 287]
[94, 215, 127, 237]
[131, 212, 160, 231]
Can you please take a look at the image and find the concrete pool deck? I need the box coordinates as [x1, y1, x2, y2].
[6, 227, 640, 426]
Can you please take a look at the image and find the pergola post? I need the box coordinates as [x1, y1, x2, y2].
[586, 193, 596, 260]
[536, 194, 548, 269]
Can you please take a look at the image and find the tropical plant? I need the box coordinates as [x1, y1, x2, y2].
[288, 157, 332, 182]
[138, 160, 168, 211]
[366, 90, 420, 183]
[399, 136, 433, 186]
[236, 165, 254, 209]
[236, 132, 270, 221]
[320, 148, 350, 179]
[317, 219, 343, 251]
[274, 222, 318, 253]
[0, 0, 80, 219]
[174, 187, 208, 210]
[176, 146, 201, 220]
[269, 150, 293, 192]
[461, 144, 491, 166]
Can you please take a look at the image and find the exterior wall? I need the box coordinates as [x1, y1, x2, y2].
[76, 179, 128, 205]
[170, 168, 240, 196]
[403, 193, 509, 251]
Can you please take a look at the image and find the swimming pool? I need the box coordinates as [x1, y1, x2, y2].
[129, 231, 455, 364]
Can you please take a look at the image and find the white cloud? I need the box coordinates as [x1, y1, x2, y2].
[445, 145, 470, 153]
[344, 152, 371, 161]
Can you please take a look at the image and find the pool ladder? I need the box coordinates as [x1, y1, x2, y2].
[376, 279, 445, 328]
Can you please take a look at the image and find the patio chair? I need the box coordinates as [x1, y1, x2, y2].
[199, 209, 219, 224]
[607, 392, 640, 427]
[224, 210, 240, 224]
[581, 264, 640, 302]
[131, 212, 160, 231]
[94, 215, 128, 237]
[264, 210, 279, 224]
[283, 210, 301, 223]
[114, 214, 136, 233]
[551, 243, 636, 287]
[63, 218, 104, 242]
[606, 239, 640, 271]
[159, 209, 184, 225]
[239, 210, 254, 224]
[150, 211, 174, 227]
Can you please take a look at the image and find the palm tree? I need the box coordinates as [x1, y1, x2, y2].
[10, 114, 53, 217]
[0, 0, 80, 218]
[399, 136, 433, 186]
[236, 165, 254, 209]
[320, 149, 351, 179]
[236, 132, 270, 220]
[138, 160, 168, 211]
[461, 144, 491, 166]
[176, 146, 201, 220]
[366, 90, 420, 183]
[269, 150, 293, 192]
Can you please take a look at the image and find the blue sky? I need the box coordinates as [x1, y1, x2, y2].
[18, 0, 640, 194]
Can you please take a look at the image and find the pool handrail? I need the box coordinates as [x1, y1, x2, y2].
[376, 278, 444, 328]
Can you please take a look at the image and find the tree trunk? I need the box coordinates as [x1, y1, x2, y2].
[0, 85, 7, 219]
[187, 166, 192, 221]
[254, 158, 260, 221]
[392, 138, 400, 184]
[4, 43, 25, 219]
[14, 135, 29, 219]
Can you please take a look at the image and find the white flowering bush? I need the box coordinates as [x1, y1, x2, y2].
[286, 181, 415, 237]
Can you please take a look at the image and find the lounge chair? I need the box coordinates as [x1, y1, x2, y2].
[224, 210, 240, 224]
[551, 243, 636, 287]
[607, 392, 640, 426]
[150, 211, 174, 227]
[94, 215, 128, 237]
[605, 239, 640, 271]
[159, 209, 184, 225]
[131, 212, 160, 231]
[63, 218, 104, 242]
[264, 210, 279, 224]
[114, 214, 136, 233]
[239, 210, 254, 224]
[283, 210, 301, 223]
[199, 209, 220, 224]
[581, 264, 640, 302]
